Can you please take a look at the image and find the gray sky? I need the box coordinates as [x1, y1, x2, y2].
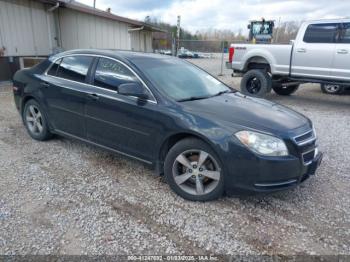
[76, 0, 350, 34]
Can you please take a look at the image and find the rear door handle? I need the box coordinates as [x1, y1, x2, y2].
[337, 49, 348, 54]
[87, 93, 99, 100]
[296, 48, 306, 53]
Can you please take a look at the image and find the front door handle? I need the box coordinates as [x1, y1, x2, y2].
[296, 48, 306, 53]
[42, 82, 50, 88]
[337, 49, 348, 54]
[87, 93, 99, 100]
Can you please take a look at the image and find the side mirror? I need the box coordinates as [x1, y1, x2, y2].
[247, 24, 251, 29]
[118, 82, 149, 100]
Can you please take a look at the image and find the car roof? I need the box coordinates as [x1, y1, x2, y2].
[50, 49, 169, 63]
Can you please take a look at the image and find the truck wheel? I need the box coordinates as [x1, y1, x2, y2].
[240, 70, 271, 97]
[272, 84, 299, 96]
[320, 84, 344, 95]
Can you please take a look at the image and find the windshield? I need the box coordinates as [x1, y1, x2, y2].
[252, 22, 273, 35]
[134, 58, 231, 101]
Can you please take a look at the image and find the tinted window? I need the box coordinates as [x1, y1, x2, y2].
[339, 23, 350, 43]
[56, 56, 93, 83]
[94, 58, 138, 91]
[303, 23, 338, 43]
[47, 58, 61, 76]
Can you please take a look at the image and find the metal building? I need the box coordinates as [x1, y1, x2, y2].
[0, 0, 163, 81]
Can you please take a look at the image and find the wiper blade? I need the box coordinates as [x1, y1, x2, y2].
[213, 89, 234, 97]
[177, 90, 234, 102]
[177, 95, 211, 102]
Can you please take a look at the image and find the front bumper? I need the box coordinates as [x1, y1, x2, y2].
[252, 152, 323, 191]
[223, 142, 323, 193]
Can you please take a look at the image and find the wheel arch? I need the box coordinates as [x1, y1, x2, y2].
[21, 95, 53, 130]
[21, 95, 38, 115]
[244, 56, 271, 72]
[156, 131, 219, 175]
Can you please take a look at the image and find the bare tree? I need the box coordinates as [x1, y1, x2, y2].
[274, 21, 302, 43]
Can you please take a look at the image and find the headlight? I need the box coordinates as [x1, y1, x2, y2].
[235, 130, 288, 156]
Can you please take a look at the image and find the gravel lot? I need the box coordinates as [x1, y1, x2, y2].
[0, 56, 350, 256]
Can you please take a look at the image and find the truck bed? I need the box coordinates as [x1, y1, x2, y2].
[230, 43, 293, 76]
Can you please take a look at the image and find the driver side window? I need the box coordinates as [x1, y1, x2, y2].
[93, 57, 139, 91]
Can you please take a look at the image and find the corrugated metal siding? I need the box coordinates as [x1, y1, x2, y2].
[130, 31, 140, 51]
[59, 8, 137, 51]
[0, 0, 153, 56]
[0, 0, 51, 56]
[130, 31, 153, 52]
[142, 31, 153, 52]
[146, 31, 152, 52]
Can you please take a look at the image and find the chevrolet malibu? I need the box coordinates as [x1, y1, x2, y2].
[13, 50, 323, 201]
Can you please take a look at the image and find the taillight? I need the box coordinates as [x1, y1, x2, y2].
[229, 46, 235, 63]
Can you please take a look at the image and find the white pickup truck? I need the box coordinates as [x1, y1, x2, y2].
[226, 19, 350, 96]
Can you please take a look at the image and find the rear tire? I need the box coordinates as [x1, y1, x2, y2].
[320, 84, 345, 94]
[240, 69, 272, 97]
[23, 99, 52, 141]
[164, 138, 224, 201]
[272, 84, 299, 96]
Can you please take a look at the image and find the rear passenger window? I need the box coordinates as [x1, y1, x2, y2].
[47, 58, 61, 76]
[303, 23, 338, 43]
[56, 56, 93, 83]
[94, 58, 138, 91]
[339, 23, 350, 43]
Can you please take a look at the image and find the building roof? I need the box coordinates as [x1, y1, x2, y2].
[38, 0, 166, 32]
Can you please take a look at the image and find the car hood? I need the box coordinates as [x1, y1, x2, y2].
[181, 92, 310, 133]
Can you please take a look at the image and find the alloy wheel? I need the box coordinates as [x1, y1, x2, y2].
[172, 150, 221, 196]
[25, 105, 44, 135]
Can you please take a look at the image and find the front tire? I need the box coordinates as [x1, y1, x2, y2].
[23, 99, 52, 141]
[164, 138, 224, 201]
[272, 84, 299, 96]
[240, 69, 272, 97]
[320, 84, 344, 94]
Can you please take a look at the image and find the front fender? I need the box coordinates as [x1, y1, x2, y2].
[154, 110, 238, 175]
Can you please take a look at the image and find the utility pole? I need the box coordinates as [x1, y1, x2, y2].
[93, 0, 96, 8]
[219, 40, 224, 76]
[176, 15, 181, 56]
[172, 32, 176, 56]
[275, 17, 281, 43]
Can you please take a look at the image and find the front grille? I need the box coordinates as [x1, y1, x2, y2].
[302, 149, 315, 165]
[294, 130, 315, 145]
[293, 129, 318, 165]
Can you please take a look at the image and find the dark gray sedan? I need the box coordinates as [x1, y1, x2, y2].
[13, 49, 322, 201]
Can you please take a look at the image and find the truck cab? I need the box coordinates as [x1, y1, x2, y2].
[292, 20, 350, 81]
